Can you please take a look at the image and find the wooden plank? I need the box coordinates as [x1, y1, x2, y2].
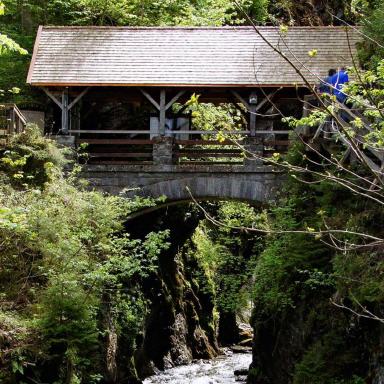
[76, 138, 289, 146]
[169, 130, 291, 135]
[77, 139, 155, 144]
[179, 161, 243, 165]
[175, 140, 237, 145]
[179, 149, 242, 154]
[69, 130, 151, 134]
[264, 149, 288, 153]
[175, 153, 243, 158]
[89, 160, 154, 165]
[90, 152, 152, 158]
[264, 140, 290, 146]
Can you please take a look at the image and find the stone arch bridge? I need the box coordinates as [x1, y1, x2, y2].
[83, 163, 285, 204]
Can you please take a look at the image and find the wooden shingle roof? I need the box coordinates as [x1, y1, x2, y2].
[27, 26, 361, 87]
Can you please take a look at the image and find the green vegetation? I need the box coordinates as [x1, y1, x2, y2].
[248, 136, 383, 383]
[0, 126, 169, 383]
[1, 0, 384, 383]
[191, 202, 263, 311]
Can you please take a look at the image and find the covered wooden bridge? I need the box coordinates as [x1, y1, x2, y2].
[27, 26, 360, 166]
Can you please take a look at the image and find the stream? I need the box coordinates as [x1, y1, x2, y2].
[143, 350, 252, 384]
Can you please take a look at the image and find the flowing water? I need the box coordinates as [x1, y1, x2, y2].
[143, 350, 252, 384]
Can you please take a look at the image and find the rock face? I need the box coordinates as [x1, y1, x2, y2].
[247, 296, 382, 384]
[133, 249, 218, 379]
[122, 206, 219, 382]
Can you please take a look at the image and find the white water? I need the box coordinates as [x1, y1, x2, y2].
[143, 351, 251, 384]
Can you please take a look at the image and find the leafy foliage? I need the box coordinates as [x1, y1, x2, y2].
[0, 128, 170, 383]
[190, 201, 264, 314]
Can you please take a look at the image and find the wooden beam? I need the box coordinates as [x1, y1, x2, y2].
[255, 88, 282, 112]
[175, 140, 235, 145]
[69, 130, 151, 134]
[42, 87, 62, 109]
[140, 88, 160, 110]
[26, 25, 43, 84]
[231, 90, 250, 109]
[31, 82, 309, 88]
[90, 153, 152, 158]
[159, 89, 166, 136]
[165, 90, 186, 110]
[76, 139, 154, 145]
[68, 87, 90, 110]
[175, 152, 243, 158]
[167, 130, 290, 135]
[229, 97, 248, 118]
[69, 129, 290, 135]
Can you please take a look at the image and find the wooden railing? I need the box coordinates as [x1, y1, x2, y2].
[0, 104, 27, 145]
[75, 129, 292, 165]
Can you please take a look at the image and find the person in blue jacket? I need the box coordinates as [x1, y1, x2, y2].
[318, 68, 336, 94]
[331, 67, 349, 103]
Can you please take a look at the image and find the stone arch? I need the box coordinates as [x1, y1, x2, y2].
[124, 176, 281, 203]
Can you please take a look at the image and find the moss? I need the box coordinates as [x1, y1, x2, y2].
[293, 329, 367, 384]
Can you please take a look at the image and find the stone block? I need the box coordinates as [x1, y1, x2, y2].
[52, 135, 76, 148]
[153, 137, 174, 165]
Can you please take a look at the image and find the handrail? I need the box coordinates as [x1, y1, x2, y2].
[69, 129, 291, 135]
[0, 104, 28, 140]
[302, 94, 384, 174]
[12, 104, 27, 125]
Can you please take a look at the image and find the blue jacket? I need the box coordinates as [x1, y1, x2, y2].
[331, 70, 349, 103]
[318, 75, 334, 94]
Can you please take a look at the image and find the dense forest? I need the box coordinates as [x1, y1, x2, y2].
[1, 0, 384, 383]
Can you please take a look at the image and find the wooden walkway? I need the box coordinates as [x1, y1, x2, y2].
[301, 95, 384, 185]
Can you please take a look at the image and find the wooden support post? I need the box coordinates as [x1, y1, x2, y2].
[61, 88, 69, 134]
[9, 108, 15, 135]
[231, 90, 256, 137]
[159, 89, 166, 136]
[231, 89, 281, 138]
[249, 105, 256, 137]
